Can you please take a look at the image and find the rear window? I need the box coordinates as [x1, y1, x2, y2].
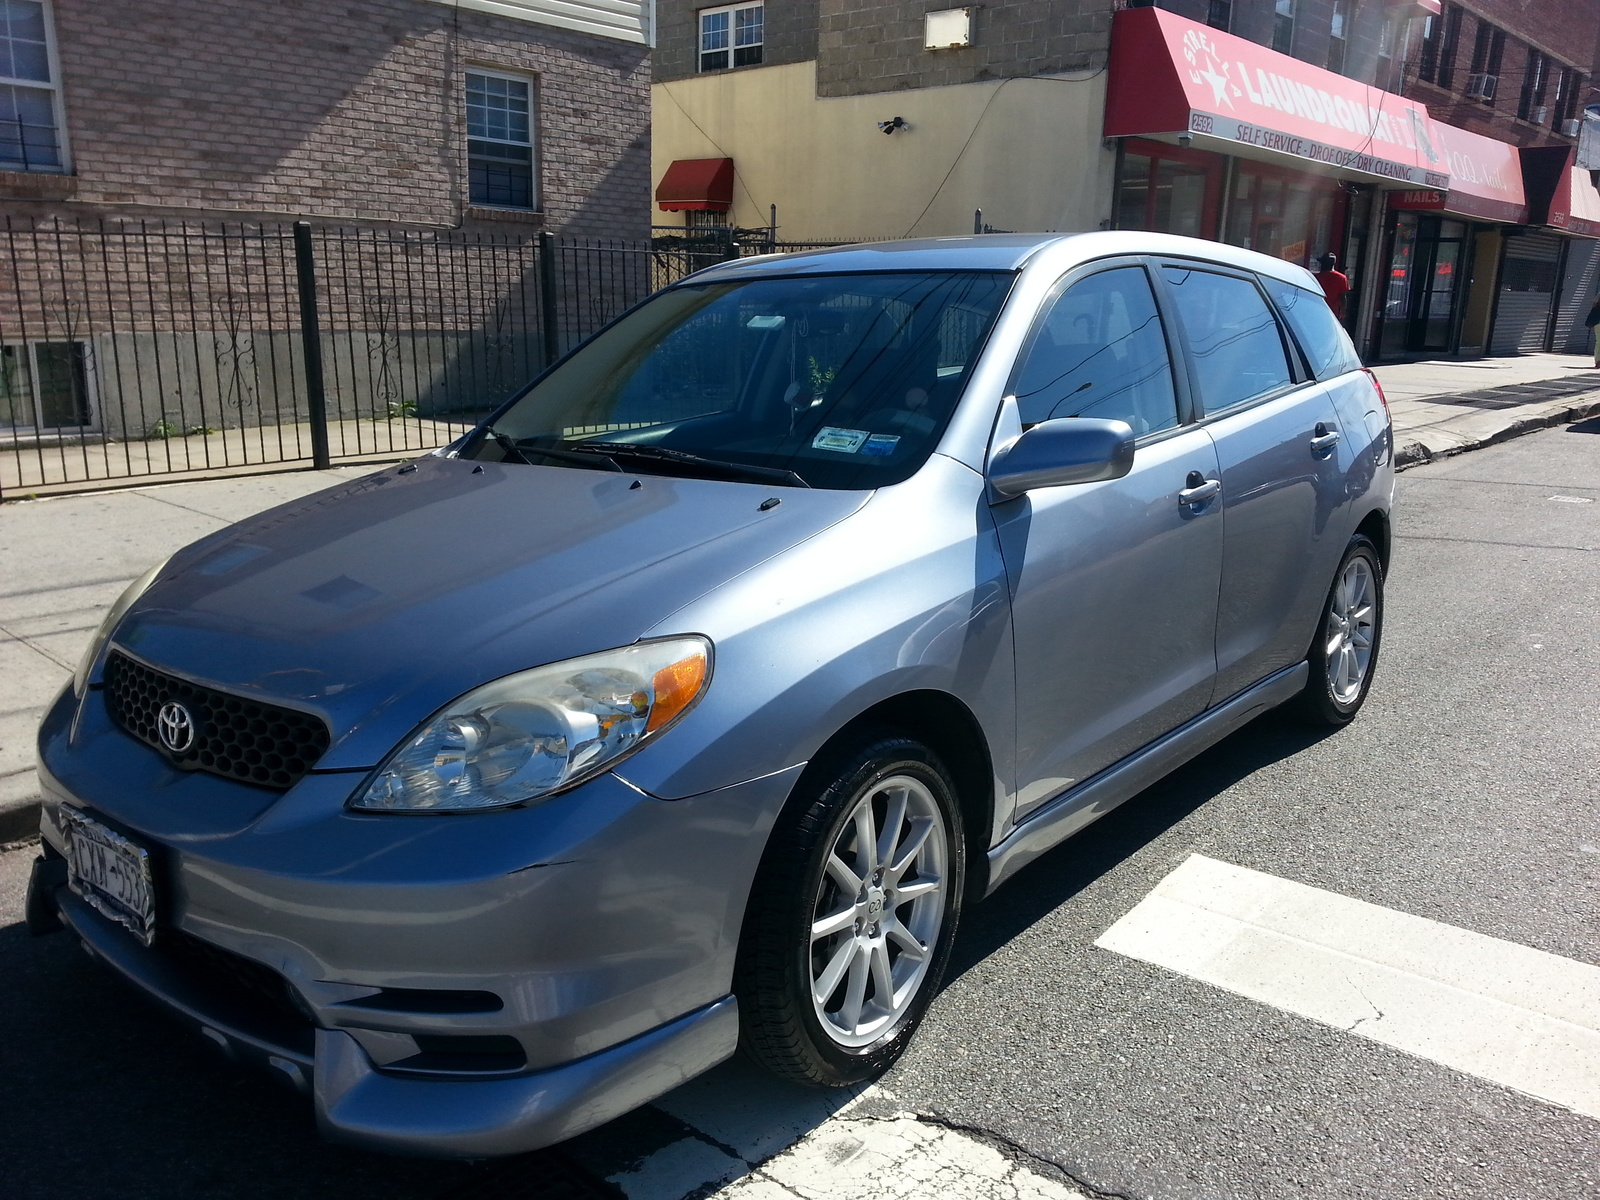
[1265, 279, 1364, 380]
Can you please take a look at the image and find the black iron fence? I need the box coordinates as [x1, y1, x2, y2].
[0, 218, 870, 497]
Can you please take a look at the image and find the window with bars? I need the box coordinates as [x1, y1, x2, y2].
[1326, 0, 1346, 74]
[0, 0, 65, 172]
[1, 341, 93, 432]
[466, 71, 535, 210]
[1206, 1, 1232, 34]
[699, 2, 762, 72]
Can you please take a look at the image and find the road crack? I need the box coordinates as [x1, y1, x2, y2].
[857, 1110, 1145, 1200]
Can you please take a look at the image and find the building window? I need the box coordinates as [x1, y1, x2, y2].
[466, 71, 535, 210]
[1436, 5, 1463, 91]
[1518, 49, 1550, 124]
[1468, 19, 1505, 105]
[1, 341, 93, 432]
[1326, 0, 1346, 74]
[1206, 1, 1232, 34]
[1417, 13, 1441, 82]
[1272, 0, 1294, 56]
[0, 0, 65, 172]
[699, 2, 762, 72]
[1553, 67, 1584, 134]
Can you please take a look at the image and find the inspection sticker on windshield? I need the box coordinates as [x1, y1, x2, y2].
[813, 427, 870, 453]
[860, 434, 900, 457]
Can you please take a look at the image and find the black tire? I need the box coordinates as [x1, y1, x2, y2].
[1292, 535, 1384, 727]
[734, 732, 966, 1087]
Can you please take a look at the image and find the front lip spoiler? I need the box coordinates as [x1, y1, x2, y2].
[55, 888, 742, 1157]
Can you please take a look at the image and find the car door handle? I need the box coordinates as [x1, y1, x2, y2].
[1178, 473, 1221, 507]
[1310, 423, 1341, 455]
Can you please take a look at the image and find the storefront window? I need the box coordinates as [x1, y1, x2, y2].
[1225, 165, 1345, 269]
[1115, 141, 1219, 239]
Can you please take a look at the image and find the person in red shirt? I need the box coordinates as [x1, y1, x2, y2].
[1315, 253, 1352, 319]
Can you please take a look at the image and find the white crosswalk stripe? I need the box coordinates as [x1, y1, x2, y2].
[1095, 854, 1600, 1120]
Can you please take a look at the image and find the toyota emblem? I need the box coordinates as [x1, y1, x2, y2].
[157, 701, 196, 753]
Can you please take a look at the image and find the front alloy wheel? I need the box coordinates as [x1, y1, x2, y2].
[808, 773, 948, 1048]
[736, 734, 965, 1086]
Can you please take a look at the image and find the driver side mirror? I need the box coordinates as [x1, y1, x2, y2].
[987, 417, 1136, 500]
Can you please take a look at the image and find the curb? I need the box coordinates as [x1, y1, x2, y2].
[1394, 397, 1600, 471]
[0, 794, 41, 845]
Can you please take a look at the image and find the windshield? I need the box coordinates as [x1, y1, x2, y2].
[463, 271, 1013, 489]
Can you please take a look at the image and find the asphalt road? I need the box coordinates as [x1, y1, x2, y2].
[1, 419, 1596, 1199]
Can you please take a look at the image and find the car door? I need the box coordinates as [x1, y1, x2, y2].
[1154, 261, 1350, 703]
[993, 261, 1224, 822]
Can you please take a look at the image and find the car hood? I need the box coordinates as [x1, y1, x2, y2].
[109, 457, 866, 769]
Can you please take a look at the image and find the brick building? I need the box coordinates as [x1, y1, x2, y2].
[1, 0, 652, 232]
[650, 0, 1600, 361]
[0, 0, 652, 469]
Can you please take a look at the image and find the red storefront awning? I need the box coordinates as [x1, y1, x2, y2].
[655, 158, 734, 212]
[1521, 146, 1600, 238]
[1106, 7, 1449, 189]
[1389, 122, 1528, 223]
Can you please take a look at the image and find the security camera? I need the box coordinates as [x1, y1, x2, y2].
[878, 116, 907, 135]
[1177, 132, 1193, 147]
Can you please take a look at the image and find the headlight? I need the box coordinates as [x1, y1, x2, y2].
[351, 636, 711, 813]
[73, 559, 168, 697]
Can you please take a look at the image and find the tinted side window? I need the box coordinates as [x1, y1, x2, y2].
[1266, 278, 1364, 379]
[1161, 267, 1292, 413]
[1012, 267, 1178, 436]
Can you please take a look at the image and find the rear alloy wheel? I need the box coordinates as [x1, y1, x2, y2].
[735, 734, 965, 1086]
[1294, 535, 1384, 726]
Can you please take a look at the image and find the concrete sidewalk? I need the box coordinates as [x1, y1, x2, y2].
[2, 352, 1599, 841]
[1373, 352, 1600, 468]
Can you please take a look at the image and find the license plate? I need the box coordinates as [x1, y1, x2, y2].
[61, 809, 156, 946]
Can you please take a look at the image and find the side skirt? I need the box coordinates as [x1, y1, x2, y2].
[984, 662, 1308, 896]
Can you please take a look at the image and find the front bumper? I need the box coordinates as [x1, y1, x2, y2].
[49, 884, 737, 1157]
[35, 686, 800, 1156]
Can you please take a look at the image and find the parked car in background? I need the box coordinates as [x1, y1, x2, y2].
[28, 232, 1393, 1157]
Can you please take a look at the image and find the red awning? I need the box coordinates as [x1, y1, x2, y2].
[655, 158, 734, 212]
[1522, 146, 1600, 238]
[1106, 7, 1449, 188]
[1389, 122, 1528, 223]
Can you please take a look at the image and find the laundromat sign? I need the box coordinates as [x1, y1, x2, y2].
[1108, 7, 1450, 189]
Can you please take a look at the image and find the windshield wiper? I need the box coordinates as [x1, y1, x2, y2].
[485, 428, 622, 471]
[565, 442, 811, 488]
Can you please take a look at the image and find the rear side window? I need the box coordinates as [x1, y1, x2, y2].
[1265, 279, 1364, 379]
[1161, 266, 1292, 414]
[1011, 266, 1179, 436]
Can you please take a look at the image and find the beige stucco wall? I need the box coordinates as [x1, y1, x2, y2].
[651, 61, 1116, 240]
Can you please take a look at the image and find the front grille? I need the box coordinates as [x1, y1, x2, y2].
[104, 650, 331, 790]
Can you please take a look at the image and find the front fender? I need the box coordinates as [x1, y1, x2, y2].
[614, 456, 1016, 810]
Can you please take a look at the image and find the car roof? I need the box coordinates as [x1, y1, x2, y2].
[681, 231, 1322, 292]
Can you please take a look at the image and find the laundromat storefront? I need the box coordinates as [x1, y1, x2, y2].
[1106, 4, 1448, 271]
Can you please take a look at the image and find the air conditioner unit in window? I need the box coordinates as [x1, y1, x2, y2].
[1530, 105, 1549, 124]
[1561, 118, 1582, 137]
[1465, 73, 1497, 101]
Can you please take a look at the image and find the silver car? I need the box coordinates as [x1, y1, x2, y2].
[28, 232, 1392, 1157]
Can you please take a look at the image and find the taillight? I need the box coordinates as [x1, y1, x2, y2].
[1362, 367, 1389, 415]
